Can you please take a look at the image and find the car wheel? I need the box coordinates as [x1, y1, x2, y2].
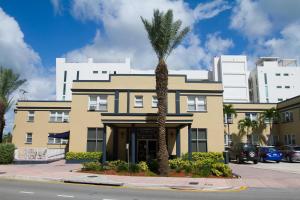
[276, 161, 280, 163]
[253, 160, 258, 164]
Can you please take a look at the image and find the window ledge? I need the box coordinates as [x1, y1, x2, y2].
[24, 142, 32, 144]
[26, 121, 34, 123]
[87, 110, 108, 112]
[134, 106, 144, 108]
[187, 110, 207, 113]
[47, 143, 67, 145]
[48, 121, 69, 123]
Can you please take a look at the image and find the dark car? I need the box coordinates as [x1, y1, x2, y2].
[229, 143, 259, 164]
[279, 145, 300, 163]
[258, 146, 282, 163]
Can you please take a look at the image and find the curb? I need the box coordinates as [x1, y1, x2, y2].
[63, 179, 124, 186]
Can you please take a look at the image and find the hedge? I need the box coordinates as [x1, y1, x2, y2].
[66, 152, 102, 161]
[0, 143, 15, 164]
[183, 152, 224, 162]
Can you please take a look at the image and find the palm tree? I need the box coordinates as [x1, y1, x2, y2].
[238, 118, 258, 144]
[223, 104, 237, 145]
[141, 10, 189, 175]
[0, 67, 26, 143]
[260, 107, 279, 144]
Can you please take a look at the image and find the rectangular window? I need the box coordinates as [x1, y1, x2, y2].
[76, 71, 80, 80]
[63, 71, 67, 82]
[134, 96, 143, 107]
[152, 96, 158, 108]
[284, 134, 296, 145]
[27, 111, 35, 122]
[93, 71, 98, 74]
[245, 112, 257, 121]
[25, 133, 32, 144]
[87, 128, 103, 152]
[48, 134, 68, 144]
[98, 95, 108, 111]
[88, 95, 107, 111]
[275, 73, 281, 76]
[276, 86, 282, 88]
[63, 83, 66, 95]
[284, 73, 289, 76]
[102, 71, 107, 74]
[278, 98, 283, 102]
[191, 129, 207, 152]
[49, 111, 69, 122]
[187, 96, 206, 112]
[285, 86, 290, 89]
[264, 73, 268, 84]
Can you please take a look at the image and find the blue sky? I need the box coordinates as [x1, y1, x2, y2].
[0, 0, 300, 132]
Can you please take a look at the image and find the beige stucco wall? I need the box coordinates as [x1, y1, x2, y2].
[12, 102, 70, 149]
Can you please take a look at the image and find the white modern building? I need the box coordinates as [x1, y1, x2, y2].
[212, 55, 250, 102]
[56, 58, 131, 100]
[249, 57, 300, 103]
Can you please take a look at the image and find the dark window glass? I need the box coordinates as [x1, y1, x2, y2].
[64, 71, 67, 82]
[63, 83, 66, 95]
[191, 129, 207, 152]
[76, 71, 79, 80]
[87, 128, 103, 152]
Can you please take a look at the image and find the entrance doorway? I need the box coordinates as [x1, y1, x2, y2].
[136, 128, 158, 162]
[137, 139, 157, 161]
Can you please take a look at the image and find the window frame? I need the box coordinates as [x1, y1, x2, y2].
[48, 134, 68, 145]
[187, 96, 207, 112]
[87, 128, 104, 152]
[49, 111, 70, 123]
[191, 128, 207, 152]
[134, 95, 143, 108]
[27, 111, 35, 122]
[152, 96, 158, 108]
[88, 95, 108, 111]
[245, 112, 258, 121]
[25, 132, 32, 144]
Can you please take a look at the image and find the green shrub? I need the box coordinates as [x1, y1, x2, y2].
[147, 159, 159, 174]
[108, 160, 128, 171]
[191, 159, 213, 177]
[82, 162, 103, 171]
[129, 163, 140, 173]
[183, 152, 223, 162]
[0, 144, 15, 164]
[211, 163, 232, 177]
[66, 152, 102, 161]
[137, 161, 149, 172]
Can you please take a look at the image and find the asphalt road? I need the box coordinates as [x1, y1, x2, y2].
[1, 179, 300, 200]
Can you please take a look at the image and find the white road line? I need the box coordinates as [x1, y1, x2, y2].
[57, 194, 74, 198]
[103, 199, 116, 200]
[19, 191, 34, 194]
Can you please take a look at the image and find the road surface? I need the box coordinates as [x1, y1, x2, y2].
[0, 179, 300, 200]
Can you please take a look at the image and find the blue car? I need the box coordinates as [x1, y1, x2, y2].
[258, 146, 283, 163]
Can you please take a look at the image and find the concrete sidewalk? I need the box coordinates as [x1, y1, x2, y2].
[1, 160, 300, 190]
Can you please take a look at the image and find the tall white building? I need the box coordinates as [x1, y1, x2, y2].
[56, 58, 131, 100]
[213, 55, 250, 102]
[249, 57, 300, 103]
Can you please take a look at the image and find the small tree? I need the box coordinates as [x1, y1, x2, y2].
[260, 107, 279, 144]
[223, 104, 237, 145]
[0, 67, 26, 143]
[141, 9, 189, 175]
[238, 118, 258, 144]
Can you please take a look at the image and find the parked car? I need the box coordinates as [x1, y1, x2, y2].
[257, 146, 282, 163]
[229, 143, 259, 164]
[278, 145, 300, 163]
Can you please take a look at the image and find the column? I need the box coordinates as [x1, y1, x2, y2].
[102, 124, 107, 163]
[188, 124, 192, 161]
[113, 127, 118, 160]
[176, 128, 181, 158]
[131, 128, 136, 163]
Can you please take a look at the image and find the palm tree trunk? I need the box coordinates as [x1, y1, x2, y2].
[0, 101, 6, 143]
[155, 59, 169, 176]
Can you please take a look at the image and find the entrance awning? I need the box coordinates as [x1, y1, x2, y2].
[48, 131, 70, 139]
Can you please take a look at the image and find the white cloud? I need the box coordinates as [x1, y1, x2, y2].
[230, 0, 272, 40]
[0, 7, 55, 133]
[193, 0, 231, 20]
[205, 32, 234, 55]
[64, 0, 232, 70]
[264, 22, 300, 59]
[50, 0, 63, 15]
